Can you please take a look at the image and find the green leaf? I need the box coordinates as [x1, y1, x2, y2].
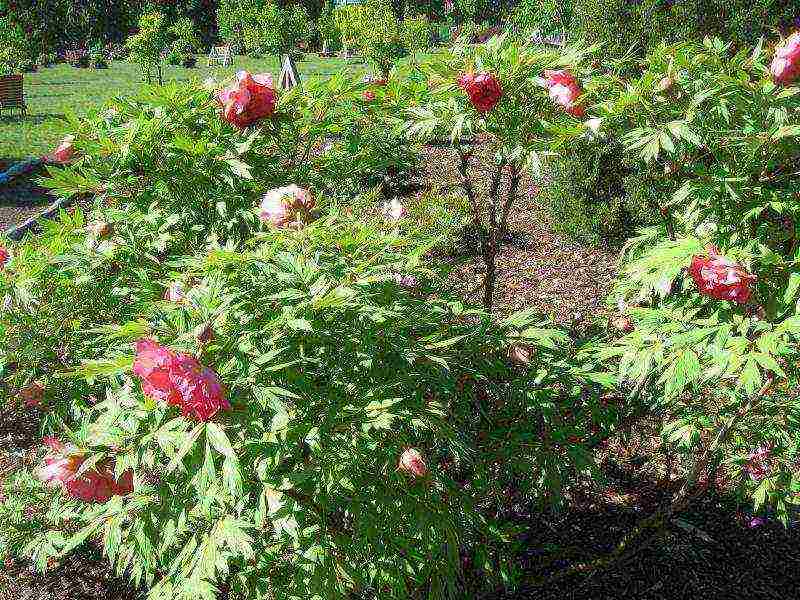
[206, 423, 235, 459]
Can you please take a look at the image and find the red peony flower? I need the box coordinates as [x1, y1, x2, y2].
[543, 70, 585, 117]
[36, 438, 133, 503]
[458, 71, 502, 113]
[771, 32, 800, 85]
[398, 448, 428, 478]
[217, 70, 278, 128]
[133, 339, 230, 421]
[688, 246, 755, 305]
[363, 90, 376, 101]
[0, 247, 9, 270]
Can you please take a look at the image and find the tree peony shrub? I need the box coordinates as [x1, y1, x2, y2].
[457, 71, 503, 113]
[688, 246, 755, 304]
[599, 37, 800, 524]
[1, 212, 618, 598]
[217, 70, 278, 128]
[405, 35, 594, 309]
[770, 31, 800, 85]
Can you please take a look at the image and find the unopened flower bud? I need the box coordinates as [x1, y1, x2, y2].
[398, 448, 428, 478]
[508, 344, 533, 366]
[657, 76, 676, 94]
[610, 315, 634, 334]
[89, 221, 113, 239]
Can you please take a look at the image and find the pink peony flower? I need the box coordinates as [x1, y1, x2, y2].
[36, 438, 133, 503]
[543, 70, 585, 117]
[258, 185, 315, 228]
[688, 246, 755, 305]
[20, 382, 45, 408]
[217, 71, 278, 128]
[457, 71, 503, 113]
[0, 247, 9, 270]
[770, 32, 800, 86]
[47, 135, 76, 164]
[398, 448, 428, 478]
[382, 198, 406, 221]
[133, 338, 230, 421]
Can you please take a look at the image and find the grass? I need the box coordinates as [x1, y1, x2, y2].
[0, 54, 368, 164]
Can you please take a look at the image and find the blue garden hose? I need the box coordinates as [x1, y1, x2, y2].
[0, 157, 45, 186]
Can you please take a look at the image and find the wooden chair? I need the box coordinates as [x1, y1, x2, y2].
[207, 45, 232, 68]
[0, 74, 27, 118]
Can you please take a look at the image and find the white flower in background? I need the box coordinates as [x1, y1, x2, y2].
[382, 198, 407, 221]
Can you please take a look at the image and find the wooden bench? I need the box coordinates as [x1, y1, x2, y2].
[0, 74, 27, 118]
[207, 45, 232, 67]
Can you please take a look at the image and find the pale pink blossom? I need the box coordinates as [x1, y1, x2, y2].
[398, 448, 427, 478]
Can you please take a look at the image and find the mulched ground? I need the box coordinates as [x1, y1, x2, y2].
[2, 144, 796, 600]
[0, 159, 54, 232]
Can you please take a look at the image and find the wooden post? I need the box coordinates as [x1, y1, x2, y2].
[278, 54, 301, 90]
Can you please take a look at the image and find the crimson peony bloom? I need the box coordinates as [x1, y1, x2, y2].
[0, 247, 9, 270]
[217, 70, 278, 128]
[36, 437, 133, 503]
[770, 32, 800, 85]
[543, 70, 585, 117]
[688, 246, 755, 305]
[457, 71, 503, 113]
[398, 448, 428, 478]
[258, 185, 315, 228]
[133, 339, 229, 421]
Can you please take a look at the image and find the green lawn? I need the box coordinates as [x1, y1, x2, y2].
[0, 54, 368, 163]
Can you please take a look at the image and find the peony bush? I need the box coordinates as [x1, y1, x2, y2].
[594, 35, 800, 523]
[405, 35, 598, 310]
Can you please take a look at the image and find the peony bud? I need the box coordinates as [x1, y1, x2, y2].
[164, 281, 187, 303]
[457, 71, 502, 113]
[382, 198, 406, 221]
[196, 323, 215, 344]
[657, 76, 676, 94]
[0, 247, 9, 270]
[89, 221, 113, 239]
[20, 381, 45, 408]
[398, 448, 428, 478]
[48, 135, 76, 164]
[363, 90, 376, 101]
[508, 344, 533, 367]
[610, 315, 634, 334]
